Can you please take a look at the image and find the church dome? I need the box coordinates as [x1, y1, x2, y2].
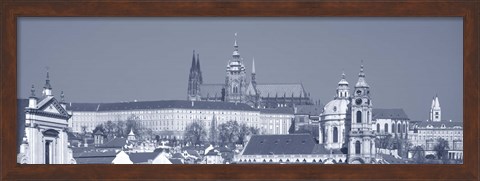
[323, 99, 350, 116]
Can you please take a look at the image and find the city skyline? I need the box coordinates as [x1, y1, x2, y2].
[18, 17, 463, 122]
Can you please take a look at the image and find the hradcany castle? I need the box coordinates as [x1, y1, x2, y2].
[17, 33, 462, 164]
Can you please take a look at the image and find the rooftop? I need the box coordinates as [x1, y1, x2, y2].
[128, 152, 160, 163]
[67, 100, 257, 112]
[242, 134, 328, 155]
[372, 108, 409, 120]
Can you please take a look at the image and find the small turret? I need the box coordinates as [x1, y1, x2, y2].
[28, 85, 37, 108]
[43, 71, 53, 97]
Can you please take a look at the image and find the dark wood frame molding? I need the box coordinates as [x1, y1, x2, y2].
[1, 1, 478, 180]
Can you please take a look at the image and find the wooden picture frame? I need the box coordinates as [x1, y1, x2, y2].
[1, 1, 478, 180]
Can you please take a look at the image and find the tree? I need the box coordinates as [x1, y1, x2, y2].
[80, 126, 88, 139]
[218, 120, 240, 146]
[434, 138, 449, 160]
[104, 120, 116, 140]
[184, 121, 207, 146]
[237, 124, 259, 145]
[411, 146, 426, 164]
[375, 134, 394, 150]
[288, 118, 296, 134]
[92, 124, 105, 134]
[209, 115, 218, 145]
[115, 120, 127, 138]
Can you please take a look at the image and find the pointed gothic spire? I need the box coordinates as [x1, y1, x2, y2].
[434, 94, 440, 108]
[196, 53, 203, 84]
[190, 50, 196, 72]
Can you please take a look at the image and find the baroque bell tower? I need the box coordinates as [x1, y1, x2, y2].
[348, 63, 376, 164]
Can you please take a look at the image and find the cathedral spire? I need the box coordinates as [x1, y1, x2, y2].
[190, 50, 196, 72]
[196, 53, 203, 84]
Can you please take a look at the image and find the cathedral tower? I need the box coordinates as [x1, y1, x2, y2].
[225, 33, 248, 103]
[430, 95, 441, 121]
[187, 50, 202, 101]
[348, 63, 376, 164]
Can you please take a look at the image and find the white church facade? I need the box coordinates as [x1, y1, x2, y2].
[17, 72, 76, 164]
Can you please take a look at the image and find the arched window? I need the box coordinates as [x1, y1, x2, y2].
[398, 123, 401, 133]
[376, 124, 380, 133]
[355, 141, 361, 154]
[333, 127, 338, 143]
[384, 123, 389, 133]
[356, 111, 362, 123]
[392, 123, 396, 134]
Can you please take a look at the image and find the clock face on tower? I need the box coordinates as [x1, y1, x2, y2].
[355, 98, 362, 105]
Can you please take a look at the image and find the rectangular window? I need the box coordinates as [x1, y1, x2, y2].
[45, 140, 52, 164]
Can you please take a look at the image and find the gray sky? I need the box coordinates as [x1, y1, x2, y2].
[18, 17, 463, 122]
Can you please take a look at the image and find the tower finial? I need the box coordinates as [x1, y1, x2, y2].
[30, 84, 35, 97]
[232, 33, 240, 57]
[252, 57, 256, 74]
[60, 91, 65, 102]
[359, 60, 365, 78]
[234, 33, 238, 48]
[44, 68, 52, 89]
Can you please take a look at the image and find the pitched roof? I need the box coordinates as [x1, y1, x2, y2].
[256, 83, 307, 98]
[259, 107, 294, 114]
[172, 153, 185, 159]
[97, 137, 128, 148]
[169, 158, 184, 164]
[128, 152, 160, 163]
[372, 108, 409, 120]
[414, 120, 463, 129]
[199, 84, 223, 98]
[73, 151, 117, 164]
[67, 100, 257, 112]
[66, 102, 100, 111]
[242, 134, 317, 155]
[295, 105, 323, 116]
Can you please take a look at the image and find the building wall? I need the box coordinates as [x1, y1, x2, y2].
[234, 154, 347, 164]
[70, 107, 293, 138]
[373, 118, 409, 139]
[408, 127, 463, 150]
